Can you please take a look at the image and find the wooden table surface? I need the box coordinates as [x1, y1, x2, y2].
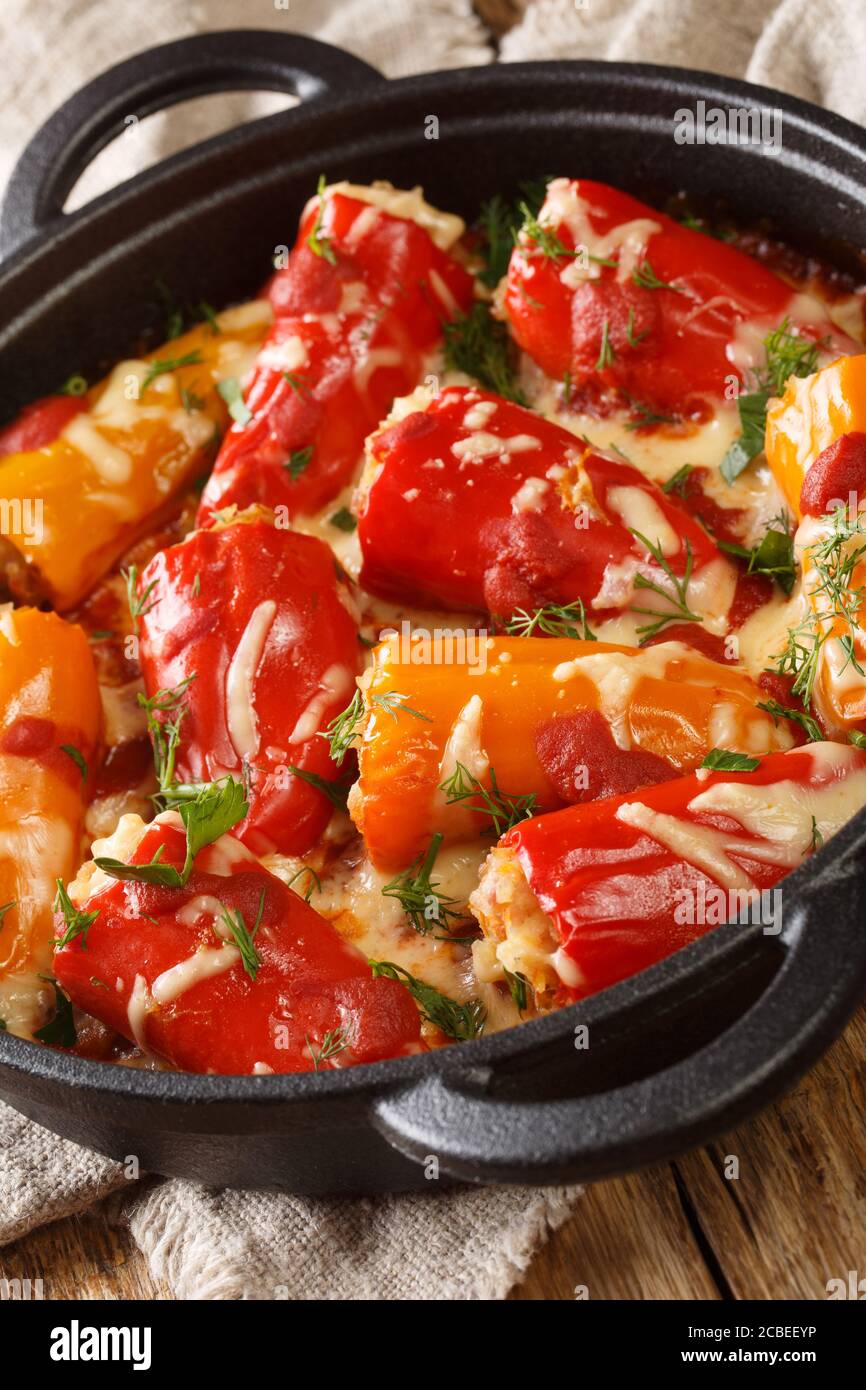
[2, 1003, 863, 1300]
[3, 0, 864, 1303]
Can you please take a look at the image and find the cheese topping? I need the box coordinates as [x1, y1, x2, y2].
[319, 181, 466, 251]
[606, 485, 680, 558]
[225, 600, 277, 761]
[511, 476, 550, 513]
[451, 431, 541, 463]
[616, 800, 756, 890]
[289, 663, 354, 745]
[127, 974, 153, 1053]
[151, 944, 241, 1005]
[537, 178, 661, 285]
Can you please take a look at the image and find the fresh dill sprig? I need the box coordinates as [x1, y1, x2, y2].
[505, 598, 597, 641]
[369, 960, 486, 1040]
[381, 832, 468, 937]
[123, 563, 158, 635]
[306, 1026, 351, 1071]
[443, 302, 526, 404]
[219, 889, 265, 982]
[138, 674, 197, 803]
[628, 531, 702, 642]
[307, 174, 337, 265]
[756, 697, 824, 744]
[631, 259, 683, 293]
[438, 762, 538, 838]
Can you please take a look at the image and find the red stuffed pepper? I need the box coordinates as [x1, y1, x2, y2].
[471, 741, 866, 1003]
[358, 383, 735, 623]
[54, 810, 423, 1074]
[137, 508, 360, 855]
[505, 179, 856, 419]
[197, 182, 474, 524]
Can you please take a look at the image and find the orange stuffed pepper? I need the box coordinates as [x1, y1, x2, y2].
[347, 634, 792, 869]
[0, 301, 271, 610]
[0, 607, 102, 1035]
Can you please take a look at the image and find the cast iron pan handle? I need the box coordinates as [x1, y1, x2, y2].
[0, 29, 383, 257]
[371, 812, 866, 1184]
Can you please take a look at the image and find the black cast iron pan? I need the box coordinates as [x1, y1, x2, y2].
[1, 30, 865, 1194]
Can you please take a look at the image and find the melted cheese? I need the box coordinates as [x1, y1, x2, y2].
[607, 485, 680, 557]
[451, 431, 541, 462]
[267, 836, 520, 1035]
[616, 800, 755, 890]
[62, 415, 134, 485]
[151, 944, 240, 1004]
[127, 974, 152, 1052]
[289, 663, 354, 745]
[551, 641, 700, 748]
[225, 600, 277, 760]
[258, 335, 308, 373]
[511, 476, 550, 513]
[688, 744, 866, 864]
[319, 180, 466, 252]
[538, 179, 661, 285]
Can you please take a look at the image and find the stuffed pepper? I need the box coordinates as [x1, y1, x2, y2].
[53, 807, 422, 1073]
[358, 383, 736, 623]
[197, 181, 474, 524]
[766, 355, 866, 519]
[0, 300, 272, 610]
[137, 507, 360, 855]
[0, 607, 102, 1036]
[505, 178, 854, 421]
[471, 741, 866, 1003]
[347, 634, 791, 869]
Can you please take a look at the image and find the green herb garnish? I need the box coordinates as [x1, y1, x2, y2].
[629, 531, 702, 642]
[60, 744, 87, 782]
[306, 1026, 351, 1070]
[438, 762, 537, 837]
[95, 777, 248, 888]
[756, 698, 824, 744]
[721, 320, 823, 484]
[34, 978, 76, 1048]
[443, 302, 526, 405]
[369, 960, 485, 1040]
[285, 446, 314, 479]
[53, 880, 99, 950]
[141, 351, 204, 391]
[700, 749, 761, 772]
[220, 889, 265, 982]
[307, 174, 337, 265]
[216, 377, 253, 426]
[381, 832, 467, 937]
[329, 507, 357, 533]
[718, 513, 796, 594]
[505, 598, 596, 641]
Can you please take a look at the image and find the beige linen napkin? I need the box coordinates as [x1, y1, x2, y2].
[1, 0, 864, 1300]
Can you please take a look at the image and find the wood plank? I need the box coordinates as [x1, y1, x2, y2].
[511, 1163, 721, 1300]
[0, 1207, 170, 1301]
[672, 1006, 866, 1300]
